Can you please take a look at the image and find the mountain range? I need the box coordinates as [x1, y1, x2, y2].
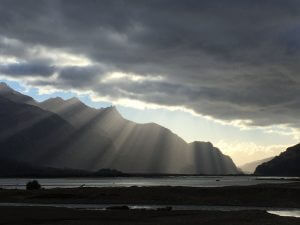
[0, 82, 239, 175]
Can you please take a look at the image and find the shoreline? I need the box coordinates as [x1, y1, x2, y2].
[0, 175, 298, 191]
[0, 182, 299, 224]
[0, 201, 299, 211]
[0, 182, 299, 208]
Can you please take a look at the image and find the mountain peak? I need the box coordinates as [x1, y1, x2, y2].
[53, 96, 64, 101]
[66, 97, 92, 109]
[190, 141, 213, 148]
[43, 97, 82, 105]
[44, 97, 65, 104]
[102, 105, 123, 118]
[105, 105, 118, 112]
[0, 82, 14, 92]
[67, 97, 81, 103]
[0, 82, 35, 104]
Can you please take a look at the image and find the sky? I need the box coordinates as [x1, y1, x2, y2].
[0, 0, 299, 166]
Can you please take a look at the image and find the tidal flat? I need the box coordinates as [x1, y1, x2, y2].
[0, 182, 299, 224]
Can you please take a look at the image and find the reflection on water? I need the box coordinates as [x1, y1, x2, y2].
[0, 176, 296, 189]
[268, 210, 300, 218]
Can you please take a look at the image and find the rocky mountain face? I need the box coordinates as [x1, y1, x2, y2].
[0, 82, 239, 174]
[255, 144, 300, 176]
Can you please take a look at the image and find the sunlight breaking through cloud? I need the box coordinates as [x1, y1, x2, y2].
[215, 140, 289, 166]
[1, 0, 300, 167]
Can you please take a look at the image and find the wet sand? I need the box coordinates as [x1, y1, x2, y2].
[0, 182, 299, 224]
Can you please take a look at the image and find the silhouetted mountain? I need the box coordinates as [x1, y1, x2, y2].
[0, 83, 239, 174]
[0, 85, 115, 171]
[255, 144, 300, 176]
[240, 157, 274, 174]
[0, 96, 74, 163]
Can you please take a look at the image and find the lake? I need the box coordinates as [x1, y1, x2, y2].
[0, 176, 297, 189]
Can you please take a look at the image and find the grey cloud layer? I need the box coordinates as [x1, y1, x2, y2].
[0, 61, 55, 77]
[1, 0, 300, 128]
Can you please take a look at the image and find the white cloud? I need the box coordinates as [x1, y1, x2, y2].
[101, 71, 163, 83]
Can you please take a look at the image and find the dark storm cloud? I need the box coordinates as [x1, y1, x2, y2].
[0, 61, 55, 77]
[58, 66, 104, 87]
[1, 0, 300, 128]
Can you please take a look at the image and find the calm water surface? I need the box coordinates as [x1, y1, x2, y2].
[0, 176, 297, 189]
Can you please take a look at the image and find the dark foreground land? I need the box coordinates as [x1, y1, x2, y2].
[0, 206, 299, 225]
[1, 182, 300, 207]
[0, 182, 299, 224]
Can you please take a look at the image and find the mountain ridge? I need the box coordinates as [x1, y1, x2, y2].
[0, 82, 239, 174]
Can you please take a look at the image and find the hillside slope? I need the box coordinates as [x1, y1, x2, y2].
[255, 144, 300, 176]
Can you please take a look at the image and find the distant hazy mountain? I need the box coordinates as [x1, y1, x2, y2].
[255, 144, 300, 176]
[0, 82, 239, 174]
[240, 157, 274, 174]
